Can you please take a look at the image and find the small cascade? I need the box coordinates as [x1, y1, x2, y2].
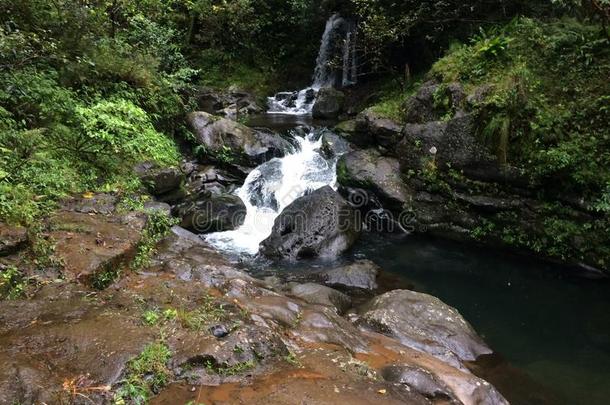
[205, 128, 340, 254]
[268, 13, 358, 115]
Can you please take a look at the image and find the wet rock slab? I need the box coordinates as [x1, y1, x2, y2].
[49, 210, 146, 284]
[357, 289, 492, 370]
[0, 216, 508, 405]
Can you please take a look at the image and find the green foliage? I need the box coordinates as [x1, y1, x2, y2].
[74, 98, 179, 171]
[142, 310, 161, 326]
[0, 266, 27, 300]
[284, 351, 302, 367]
[368, 75, 424, 122]
[432, 18, 610, 198]
[351, 0, 557, 73]
[115, 342, 172, 404]
[90, 265, 122, 291]
[177, 294, 227, 331]
[202, 358, 256, 376]
[424, 17, 610, 268]
[131, 211, 178, 270]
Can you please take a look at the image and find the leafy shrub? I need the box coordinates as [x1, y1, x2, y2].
[114, 342, 172, 404]
[73, 98, 179, 172]
[0, 266, 27, 300]
[131, 210, 178, 270]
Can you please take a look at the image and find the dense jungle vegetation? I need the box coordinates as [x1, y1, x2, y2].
[0, 0, 608, 236]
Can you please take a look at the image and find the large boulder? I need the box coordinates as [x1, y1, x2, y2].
[187, 112, 290, 167]
[184, 165, 241, 197]
[195, 86, 262, 118]
[381, 364, 508, 405]
[135, 162, 184, 196]
[174, 192, 246, 234]
[358, 289, 492, 370]
[398, 114, 497, 178]
[403, 81, 466, 124]
[354, 109, 403, 149]
[312, 88, 345, 119]
[260, 186, 361, 259]
[337, 149, 410, 211]
[48, 210, 146, 286]
[333, 119, 373, 147]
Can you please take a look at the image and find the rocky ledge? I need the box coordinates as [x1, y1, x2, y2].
[335, 80, 609, 276]
[0, 197, 508, 404]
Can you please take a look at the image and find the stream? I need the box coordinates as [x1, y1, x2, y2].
[204, 13, 610, 405]
[205, 112, 610, 405]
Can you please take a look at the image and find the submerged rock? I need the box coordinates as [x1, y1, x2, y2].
[259, 186, 361, 259]
[312, 87, 345, 119]
[317, 259, 380, 291]
[358, 289, 492, 369]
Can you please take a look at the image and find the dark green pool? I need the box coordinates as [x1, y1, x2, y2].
[350, 233, 610, 405]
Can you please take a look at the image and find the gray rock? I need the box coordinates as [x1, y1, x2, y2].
[135, 163, 184, 196]
[260, 186, 361, 260]
[337, 149, 410, 210]
[358, 290, 492, 369]
[355, 109, 403, 148]
[209, 324, 229, 338]
[174, 193, 246, 234]
[381, 364, 508, 405]
[143, 201, 172, 216]
[455, 193, 523, 213]
[381, 365, 456, 401]
[195, 87, 262, 117]
[312, 88, 345, 119]
[398, 114, 497, 176]
[60, 193, 117, 215]
[319, 130, 352, 160]
[317, 259, 379, 290]
[187, 111, 290, 167]
[290, 283, 352, 313]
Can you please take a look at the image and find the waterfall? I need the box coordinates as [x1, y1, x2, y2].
[205, 129, 340, 254]
[343, 20, 358, 87]
[312, 13, 344, 89]
[268, 13, 358, 115]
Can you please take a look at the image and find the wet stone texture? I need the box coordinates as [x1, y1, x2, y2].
[0, 204, 510, 404]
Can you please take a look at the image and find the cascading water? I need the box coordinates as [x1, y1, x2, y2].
[267, 13, 358, 115]
[205, 128, 340, 254]
[207, 14, 357, 254]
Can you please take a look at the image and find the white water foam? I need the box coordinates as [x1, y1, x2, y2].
[205, 130, 338, 255]
[267, 13, 358, 115]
